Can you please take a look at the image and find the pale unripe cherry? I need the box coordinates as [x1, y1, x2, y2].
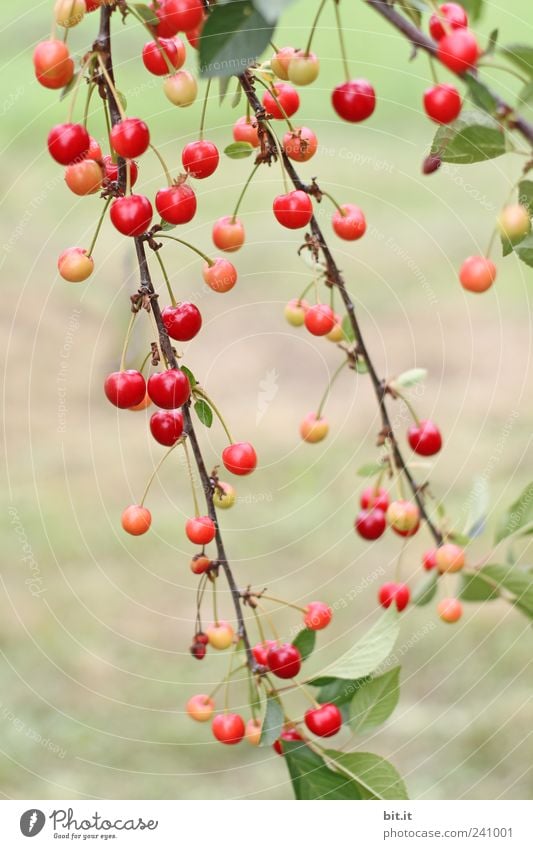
[284, 298, 309, 327]
[497, 204, 531, 244]
[436, 543, 465, 573]
[65, 159, 104, 195]
[58, 247, 94, 282]
[437, 597, 463, 623]
[212, 216, 245, 252]
[300, 412, 329, 443]
[245, 718, 262, 746]
[326, 316, 344, 342]
[54, 0, 86, 28]
[213, 482, 236, 509]
[206, 620, 235, 650]
[186, 694, 215, 722]
[163, 70, 198, 106]
[271, 46, 296, 80]
[386, 500, 420, 535]
[287, 50, 320, 86]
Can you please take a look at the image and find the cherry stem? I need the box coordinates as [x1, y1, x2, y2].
[392, 387, 421, 426]
[387, 438, 406, 502]
[428, 56, 439, 86]
[157, 233, 214, 265]
[320, 190, 345, 216]
[87, 197, 112, 257]
[138, 349, 152, 375]
[316, 357, 349, 418]
[263, 118, 289, 193]
[119, 310, 137, 372]
[298, 279, 316, 302]
[83, 81, 97, 128]
[102, 97, 113, 154]
[305, 0, 328, 56]
[194, 388, 234, 443]
[153, 249, 177, 306]
[293, 677, 320, 709]
[231, 162, 261, 222]
[67, 53, 95, 124]
[224, 645, 237, 712]
[97, 54, 126, 120]
[477, 60, 529, 86]
[126, 159, 132, 196]
[255, 602, 280, 642]
[252, 593, 307, 614]
[125, 3, 176, 75]
[182, 438, 201, 517]
[485, 225, 500, 260]
[150, 142, 173, 186]
[395, 536, 407, 583]
[199, 77, 212, 141]
[208, 663, 247, 700]
[140, 443, 178, 507]
[252, 606, 267, 645]
[333, 0, 351, 82]
[212, 578, 220, 625]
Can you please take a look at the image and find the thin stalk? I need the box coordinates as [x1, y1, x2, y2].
[305, 0, 329, 56]
[87, 197, 112, 257]
[150, 142, 173, 186]
[157, 233, 214, 265]
[317, 358, 348, 418]
[83, 81, 97, 128]
[154, 249, 177, 305]
[255, 602, 280, 641]
[231, 162, 261, 222]
[333, 0, 350, 81]
[199, 78, 212, 140]
[119, 310, 137, 371]
[67, 52, 94, 123]
[140, 444, 178, 506]
[208, 663, 248, 700]
[252, 606, 267, 646]
[182, 438, 201, 517]
[97, 54, 126, 119]
[194, 388, 234, 443]
[212, 578, 219, 625]
[253, 593, 307, 614]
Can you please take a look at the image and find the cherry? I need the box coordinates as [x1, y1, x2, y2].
[326, 318, 344, 343]
[185, 516, 216, 545]
[206, 620, 234, 650]
[104, 370, 146, 408]
[424, 84, 462, 124]
[300, 412, 329, 443]
[86, 137, 103, 160]
[110, 117, 150, 159]
[185, 18, 205, 49]
[212, 216, 245, 253]
[498, 204, 531, 244]
[423, 154, 442, 175]
[47, 123, 90, 165]
[423, 549, 438, 571]
[273, 727, 303, 754]
[271, 46, 296, 80]
[288, 50, 320, 86]
[245, 718, 262, 746]
[386, 500, 420, 537]
[57, 247, 94, 283]
[161, 0, 203, 33]
[33, 40, 74, 89]
[186, 694, 215, 722]
[355, 508, 386, 540]
[267, 643, 302, 679]
[332, 203, 367, 241]
[232, 116, 259, 147]
[162, 302, 202, 341]
[110, 195, 153, 237]
[65, 159, 103, 195]
[190, 554, 212, 574]
[304, 703, 342, 737]
[212, 713, 245, 745]
[190, 641, 207, 660]
[128, 392, 151, 412]
[304, 601, 332, 631]
[149, 410, 184, 446]
[262, 83, 300, 119]
[304, 304, 335, 336]
[163, 70, 198, 107]
[437, 597, 463, 623]
[332, 79, 376, 122]
[379, 582, 411, 612]
[435, 543, 465, 573]
[182, 140, 219, 179]
[283, 127, 318, 162]
[203, 258, 237, 293]
[429, 3, 468, 41]
[86, 0, 102, 11]
[459, 256, 497, 293]
[121, 504, 152, 535]
[155, 184, 197, 224]
[103, 155, 139, 187]
[437, 29, 479, 74]
[54, 0, 85, 28]
[213, 482, 236, 509]
[151, 0, 180, 37]
[195, 631, 209, 645]
[408, 419, 443, 456]
[360, 486, 389, 512]
[284, 298, 309, 327]
[252, 640, 277, 666]
[273, 190, 313, 229]
[222, 442, 257, 476]
[147, 369, 191, 409]
[142, 37, 181, 76]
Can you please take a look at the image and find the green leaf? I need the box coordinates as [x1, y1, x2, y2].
[464, 76, 498, 114]
[465, 475, 490, 538]
[218, 75, 231, 105]
[460, 0, 484, 22]
[158, 220, 176, 231]
[231, 78, 242, 108]
[259, 696, 283, 747]
[180, 366, 197, 388]
[292, 627, 316, 661]
[499, 44, 533, 78]
[357, 462, 384, 478]
[396, 0, 425, 27]
[411, 570, 438, 606]
[349, 667, 401, 733]
[284, 742, 362, 800]
[341, 313, 356, 342]
[392, 368, 427, 388]
[518, 180, 533, 214]
[325, 750, 409, 800]
[199, 1, 274, 79]
[514, 232, 533, 268]
[482, 564, 533, 616]
[495, 481, 533, 542]
[431, 111, 506, 164]
[501, 233, 514, 257]
[448, 530, 471, 546]
[252, 0, 297, 24]
[485, 28, 499, 56]
[60, 70, 80, 101]
[116, 90, 127, 112]
[224, 141, 254, 159]
[355, 358, 368, 374]
[518, 79, 533, 105]
[194, 398, 213, 428]
[131, 2, 159, 26]
[311, 676, 371, 708]
[318, 608, 400, 681]
[459, 571, 500, 602]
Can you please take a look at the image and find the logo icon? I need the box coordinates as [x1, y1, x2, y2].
[20, 810, 46, 837]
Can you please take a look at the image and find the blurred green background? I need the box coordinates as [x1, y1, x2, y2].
[1, 0, 533, 800]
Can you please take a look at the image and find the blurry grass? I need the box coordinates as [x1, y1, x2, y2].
[1, 0, 533, 800]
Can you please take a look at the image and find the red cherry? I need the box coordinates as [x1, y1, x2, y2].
[203, 258, 237, 293]
[182, 140, 219, 179]
[304, 703, 342, 738]
[304, 304, 335, 336]
[423, 84, 462, 124]
[85, 0, 102, 10]
[121, 504, 152, 535]
[47, 123, 90, 165]
[190, 554, 212, 575]
[33, 40, 74, 89]
[149, 410, 184, 446]
[262, 83, 300, 119]
[408, 419, 443, 456]
[273, 190, 313, 229]
[437, 597, 463, 623]
[378, 582, 410, 612]
[429, 3, 468, 41]
[360, 486, 389, 512]
[423, 549, 438, 571]
[252, 640, 277, 666]
[222, 442, 257, 476]
[212, 216, 245, 252]
[191, 642, 207, 660]
[142, 37, 180, 76]
[64, 159, 103, 195]
[185, 17, 205, 49]
[273, 728, 303, 754]
[459, 256, 497, 293]
[158, 0, 203, 34]
[162, 302, 202, 341]
[437, 29, 479, 74]
[267, 643, 302, 679]
[147, 369, 191, 409]
[304, 602, 332, 631]
[282, 127, 318, 162]
[110, 118, 150, 159]
[332, 79, 376, 122]
[212, 713, 245, 745]
[232, 116, 259, 147]
[104, 370, 146, 409]
[102, 155, 139, 186]
[155, 184, 197, 225]
[85, 137, 103, 161]
[110, 195, 153, 237]
[185, 516, 216, 545]
[332, 203, 367, 240]
[355, 508, 386, 540]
